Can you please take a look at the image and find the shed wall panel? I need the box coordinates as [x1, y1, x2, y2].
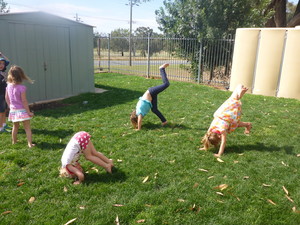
[69, 25, 94, 95]
[0, 12, 94, 103]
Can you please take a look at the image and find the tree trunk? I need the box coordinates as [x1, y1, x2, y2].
[265, 0, 277, 27]
[274, 0, 287, 27]
[265, 0, 287, 27]
[287, 0, 300, 26]
[265, 17, 276, 27]
[293, 0, 300, 17]
[287, 13, 300, 26]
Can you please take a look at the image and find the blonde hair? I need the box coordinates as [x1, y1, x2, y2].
[59, 167, 73, 178]
[201, 131, 221, 150]
[7, 65, 34, 84]
[130, 110, 138, 129]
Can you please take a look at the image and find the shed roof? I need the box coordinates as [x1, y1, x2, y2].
[0, 11, 94, 28]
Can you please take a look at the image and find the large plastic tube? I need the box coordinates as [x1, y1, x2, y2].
[229, 28, 260, 92]
[277, 29, 300, 99]
[252, 29, 286, 96]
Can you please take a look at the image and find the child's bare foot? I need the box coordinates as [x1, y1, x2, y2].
[28, 143, 36, 148]
[214, 153, 221, 158]
[244, 123, 252, 135]
[73, 180, 82, 185]
[199, 147, 206, 151]
[162, 121, 168, 126]
[109, 159, 114, 167]
[159, 63, 169, 69]
[105, 164, 113, 174]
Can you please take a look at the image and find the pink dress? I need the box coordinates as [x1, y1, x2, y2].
[6, 83, 32, 122]
[61, 131, 91, 168]
[208, 97, 242, 134]
[60, 131, 91, 177]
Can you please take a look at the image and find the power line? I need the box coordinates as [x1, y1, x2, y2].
[5, 1, 135, 23]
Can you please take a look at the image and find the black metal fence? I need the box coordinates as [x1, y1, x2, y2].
[94, 35, 235, 86]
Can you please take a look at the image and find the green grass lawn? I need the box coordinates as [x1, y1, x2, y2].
[1, 72, 300, 224]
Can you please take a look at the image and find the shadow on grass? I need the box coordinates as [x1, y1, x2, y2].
[37, 142, 65, 150]
[36, 84, 143, 118]
[17, 128, 73, 137]
[6, 129, 74, 150]
[225, 142, 294, 155]
[84, 168, 127, 185]
[142, 122, 204, 131]
[31, 128, 74, 149]
[32, 128, 74, 138]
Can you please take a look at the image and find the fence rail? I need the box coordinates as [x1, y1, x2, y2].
[94, 35, 235, 87]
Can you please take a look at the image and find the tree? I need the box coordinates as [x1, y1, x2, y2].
[155, 0, 272, 39]
[133, 27, 162, 57]
[0, 0, 10, 13]
[265, 0, 300, 27]
[287, 1, 297, 21]
[287, 0, 300, 26]
[155, 0, 273, 80]
[156, 0, 300, 81]
[93, 31, 109, 58]
[110, 28, 130, 56]
[127, 0, 152, 65]
[156, 0, 299, 38]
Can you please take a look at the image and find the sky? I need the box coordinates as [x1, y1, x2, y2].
[4, 0, 299, 35]
[5, 0, 166, 35]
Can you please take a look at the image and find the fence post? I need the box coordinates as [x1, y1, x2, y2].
[147, 33, 150, 79]
[97, 38, 101, 71]
[197, 41, 202, 83]
[108, 34, 111, 72]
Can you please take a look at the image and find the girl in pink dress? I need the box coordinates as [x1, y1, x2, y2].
[201, 84, 252, 157]
[60, 131, 114, 185]
[5, 65, 35, 147]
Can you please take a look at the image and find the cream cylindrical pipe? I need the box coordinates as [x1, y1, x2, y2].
[252, 28, 286, 97]
[230, 28, 260, 93]
[277, 29, 300, 100]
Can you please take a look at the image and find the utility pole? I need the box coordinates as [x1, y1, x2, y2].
[127, 0, 139, 66]
[129, 0, 133, 66]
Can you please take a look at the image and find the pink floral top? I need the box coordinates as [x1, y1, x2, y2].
[209, 97, 242, 134]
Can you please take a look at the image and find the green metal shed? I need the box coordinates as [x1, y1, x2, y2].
[0, 11, 94, 103]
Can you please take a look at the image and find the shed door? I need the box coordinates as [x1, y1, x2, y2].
[42, 25, 72, 100]
[8, 23, 72, 102]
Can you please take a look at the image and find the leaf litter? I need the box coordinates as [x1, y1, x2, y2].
[64, 218, 77, 225]
[217, 158, 224, 163]
[115, 215, 120, 225]
[189, 203, 201, 213]
[285, 195, 294, 203]
[142, 176, 149, 183]
[28, 197, 35, 203]
[113, 204, 124, 207]
[214, 184, 228, 191]
[282, 186, 289, 195]
[1, 211, 12, 215]
[267, 199, 277, 205]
